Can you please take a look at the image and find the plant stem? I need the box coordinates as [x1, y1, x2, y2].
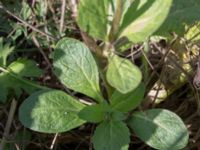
[109, 0, 123, 42]
[0, 99, 17, 150]
[0, 67, 50, 90]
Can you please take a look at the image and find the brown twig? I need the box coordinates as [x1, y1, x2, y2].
[0, 99, 17, 150]
[69, 0, 78, 18]
[32, 35, 52, 70]
[60, 0, 66, 34]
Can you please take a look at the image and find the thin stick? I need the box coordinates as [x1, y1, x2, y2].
[32, 35, 52, 69]
[141, 48, 155, 70]
[50, 133, 59, 149]
[0, 99, 17, 150]
[60, 0, 66, 34]
[69, 0, 77, 18]
[0, 4, 56, 40]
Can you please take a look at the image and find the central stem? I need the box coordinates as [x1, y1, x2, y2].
[109, 0, 123, 42]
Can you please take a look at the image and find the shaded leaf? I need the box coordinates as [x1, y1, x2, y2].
[4, 130, 31, 150]
[92, 121, 130, 150]
[155, 0, 200, 36]
[53, 38, 103, 102]
[77, 0, 110, 40]
[128, 109, 189, 150]
[106, 55, 142, 93]
[19, 90, 85, 133]
[0, 59, 44, 103]
[79, 102, 110, 123]
[79, 102, 125, 123]
[110, 83, 145, 112]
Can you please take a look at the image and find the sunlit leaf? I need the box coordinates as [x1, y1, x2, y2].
[128, 109, 189, 150]
[53, 38, 103, 102]
[19, 90, 85, 133]
[8, 58, 43, 77]
[118, 0, 172, 43]
[106, 55, 142, 93]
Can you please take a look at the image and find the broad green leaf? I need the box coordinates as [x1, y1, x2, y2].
[78, 102, 110, 123]
[118, 0, 172, 43]
[110, 83, 145, 112]
[0, 38, 14, 67]
[19, 90, 85, 133]
[128, 109, 189, 150]
[53, 38, 103, 102]
[92, 121, 130, 150]
[8, 58, 43, 77]
[155, 0, 200, 36]
[77, 0, 110, 40]
[106, 55, 142, 94]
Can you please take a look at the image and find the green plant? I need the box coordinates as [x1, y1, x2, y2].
[0, 37, 45, 103]
[18, 0, 200, 149]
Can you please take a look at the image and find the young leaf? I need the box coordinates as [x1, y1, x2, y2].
[77, 0, 110, 40]
[78, 102, 110, 123]
[0, 38, 14, 67]
[110, 83, 145, 112]
[128, 109, 189, 150]
[155, 0, 200, 36]
[53, 38, 103, 102]
[118, 0, 172, 43]
[106, 55, 142, 94]
[21, 1, 31, 20]
[8, 58, 43, 77]
[79, 102, 125, 123]
[92, 120, 130, 150]
[19, 90, 85, 133]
